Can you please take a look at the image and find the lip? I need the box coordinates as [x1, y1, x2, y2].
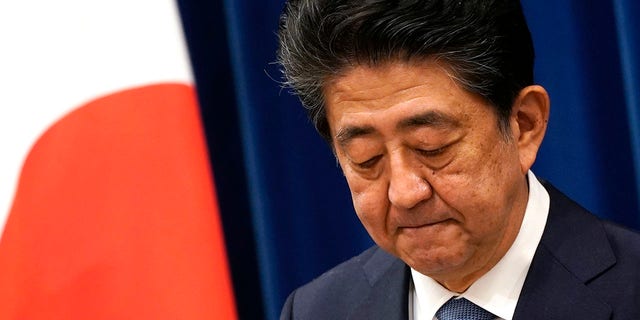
[399, 218, 453, 229]
[399, 218, 454, 230]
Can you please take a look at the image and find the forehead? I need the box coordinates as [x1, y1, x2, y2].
[323, 60, 493, 140]
[324, 60, 459, 109]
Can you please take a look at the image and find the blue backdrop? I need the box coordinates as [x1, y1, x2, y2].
[178, 1, 640, 319]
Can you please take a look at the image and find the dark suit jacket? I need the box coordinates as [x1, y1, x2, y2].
[280, 184, 640, 319]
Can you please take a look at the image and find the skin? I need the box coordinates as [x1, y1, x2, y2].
[323, 59, 549, 292]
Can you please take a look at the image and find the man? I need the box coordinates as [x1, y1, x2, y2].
[276, 0, 640, 319]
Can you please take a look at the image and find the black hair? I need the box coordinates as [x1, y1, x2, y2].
[277, 0, 534, 142]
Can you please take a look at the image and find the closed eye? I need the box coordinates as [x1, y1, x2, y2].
[355, 155, 383, 169]
[417, 146, 447, 157]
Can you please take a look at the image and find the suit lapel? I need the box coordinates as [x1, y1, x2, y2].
[513, 246, 611, 319]
[348, 248, 410, 320]
[513, 183, 614, 319]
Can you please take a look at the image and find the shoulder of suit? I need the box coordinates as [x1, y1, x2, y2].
[296, 245, 390, 293]
[284, 245, 403, 318]
[600, 219, 640, 260]
[543, 180, 640, 258]
[542, 181, 640, 271]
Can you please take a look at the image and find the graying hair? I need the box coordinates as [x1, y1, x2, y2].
[277, 0, 534, 142]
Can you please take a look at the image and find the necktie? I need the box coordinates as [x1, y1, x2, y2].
[435, 297, 495, 320]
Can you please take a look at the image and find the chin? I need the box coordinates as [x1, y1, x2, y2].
[402, 247, 473, 277]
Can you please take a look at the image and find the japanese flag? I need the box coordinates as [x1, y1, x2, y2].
[0, 1, 237, 319]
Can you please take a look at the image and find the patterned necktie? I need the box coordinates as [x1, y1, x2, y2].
[435, 297, 495, 320]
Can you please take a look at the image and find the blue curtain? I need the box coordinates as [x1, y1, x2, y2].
[179, 1, 640, 319]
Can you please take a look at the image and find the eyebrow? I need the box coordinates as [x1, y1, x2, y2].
[335, 126, 375, 147]
[335, 110, 460, 147]
[396, 111, 460, 131]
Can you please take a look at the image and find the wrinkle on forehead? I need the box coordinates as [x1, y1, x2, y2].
[324, 60, 459, 108]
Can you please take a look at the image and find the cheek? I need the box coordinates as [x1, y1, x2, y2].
[429, 149, 514, 230]
[451, 161, 520, 236]
[345, 174, 391, 238]
[350, 184, 385, 223]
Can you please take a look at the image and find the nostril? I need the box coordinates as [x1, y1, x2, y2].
[388, 173, 432, 209]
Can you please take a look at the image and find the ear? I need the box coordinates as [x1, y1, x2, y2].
[509, 85, 550, 174]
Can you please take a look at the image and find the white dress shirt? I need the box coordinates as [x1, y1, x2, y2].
[410, 171, 550, 320]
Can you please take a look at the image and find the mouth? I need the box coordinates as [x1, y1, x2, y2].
[401, 218, 454, 230]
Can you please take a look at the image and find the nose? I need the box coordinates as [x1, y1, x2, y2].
[387, 154, 432, 209]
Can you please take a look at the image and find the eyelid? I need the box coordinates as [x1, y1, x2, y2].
[417, 145, 448, 156]
[416, 133, 464, 156]
[354, 154, 383, 169]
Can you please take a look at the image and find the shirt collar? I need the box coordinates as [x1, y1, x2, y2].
[411, 170, 550, 320]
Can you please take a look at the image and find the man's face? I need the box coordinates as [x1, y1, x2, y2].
[324, 60, 531, 291]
